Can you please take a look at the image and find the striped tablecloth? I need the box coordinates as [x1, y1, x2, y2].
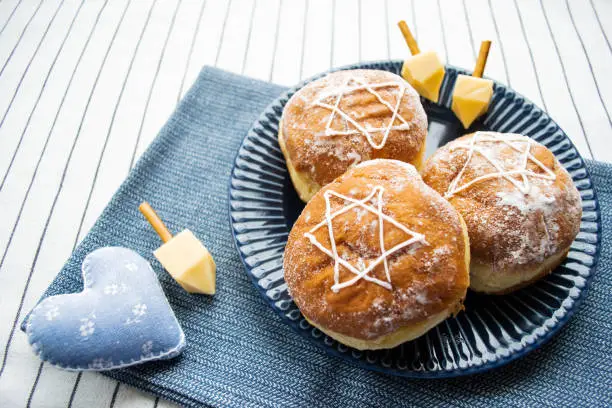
[0, 0, 610, 406]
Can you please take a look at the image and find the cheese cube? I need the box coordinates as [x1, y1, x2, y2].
[401, 51, 445, 103]
[451, 75, 494, 128]
[154, 229, 216, 295]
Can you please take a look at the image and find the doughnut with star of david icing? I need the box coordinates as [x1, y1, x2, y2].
[421, 132, 582, 294]
[279, 69, 428, 202]
[283, 159, 470, 350]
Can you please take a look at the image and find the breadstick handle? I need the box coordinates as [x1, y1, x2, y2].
[473, 40, 492, 78]
[139, 202, 172, 243]
[397, 20, 420, 55]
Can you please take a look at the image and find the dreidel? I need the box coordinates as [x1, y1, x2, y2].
[451, 40, 494, 128]
[398, 20, 445, 103]
[139, 202, 216, 295]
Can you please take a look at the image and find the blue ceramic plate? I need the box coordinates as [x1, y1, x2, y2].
[228, 61, 601, 378]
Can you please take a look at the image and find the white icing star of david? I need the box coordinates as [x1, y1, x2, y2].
[313, 77, 411, 150]
[445, 132, 557, 198]
[304, 186, 427, 292]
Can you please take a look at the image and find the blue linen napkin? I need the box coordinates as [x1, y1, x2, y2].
[23, 67, 611, 407]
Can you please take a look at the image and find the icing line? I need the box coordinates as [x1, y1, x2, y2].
[313, 77, 411, 150]
[304, 186, 427, 292]
[445, 132, 557, 198]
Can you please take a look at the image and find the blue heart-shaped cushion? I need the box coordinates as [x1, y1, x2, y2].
[25, 247, 185, 371]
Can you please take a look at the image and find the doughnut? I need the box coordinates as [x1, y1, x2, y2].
[421, 131, 582, 294]
[284, 159, 470, 350]
[279, 69, 428, 202]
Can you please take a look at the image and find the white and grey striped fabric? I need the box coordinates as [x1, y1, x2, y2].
[0, 0, 610, 406]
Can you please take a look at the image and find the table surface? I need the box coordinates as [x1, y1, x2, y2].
[0, 0, 611, 406]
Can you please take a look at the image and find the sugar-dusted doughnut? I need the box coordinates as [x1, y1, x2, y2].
[279, 69, 428, 202]
[284, 159, 469, 350]
[421, 132, 582, 294]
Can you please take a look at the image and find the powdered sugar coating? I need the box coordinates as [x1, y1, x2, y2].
[313, 77, 414, 149]
[422, 132, 582, 273]
[445, 132, 556, 198]
[304, 186, 428, 292]
[280, 70, 428, 188]
[284, 159, 469, 341]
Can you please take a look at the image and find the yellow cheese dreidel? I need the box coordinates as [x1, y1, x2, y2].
[139, 202, 216, 295]
[398, 20, 445, 103]
[451, 40, 494, 129]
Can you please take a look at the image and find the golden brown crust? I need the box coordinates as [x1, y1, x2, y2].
[278, 125, 321, 202]
[284, 159, 470, 343]
[280, 69, 427, 200]
[421, 132, 582, 292]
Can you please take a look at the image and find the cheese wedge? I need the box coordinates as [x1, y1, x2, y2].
[451, 74, 493, 128]
[154, 229, 216, 295]
[401, 51, 445, 103]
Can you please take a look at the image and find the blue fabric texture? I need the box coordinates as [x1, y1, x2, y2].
[25, 247, 185, 371]
[22, 67, 611, 407]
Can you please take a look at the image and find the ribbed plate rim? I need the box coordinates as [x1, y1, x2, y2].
[228, 60, 602, 378]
